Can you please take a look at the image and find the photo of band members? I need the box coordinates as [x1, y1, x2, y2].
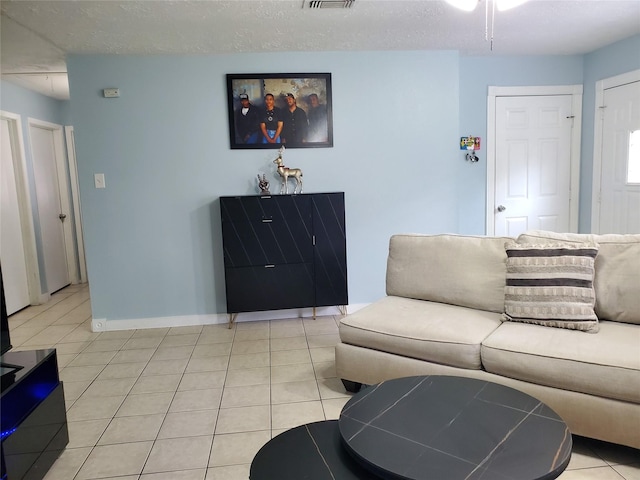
[227, 74, 333, 149]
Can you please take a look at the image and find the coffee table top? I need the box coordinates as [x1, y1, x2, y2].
[339, 375, 572, 480]
[250, 420, 379, 479]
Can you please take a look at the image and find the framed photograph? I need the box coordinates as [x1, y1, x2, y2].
[226, 73, 333, 149]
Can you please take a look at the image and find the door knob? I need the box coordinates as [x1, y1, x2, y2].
[59, 213, 67, 221]
[497, 205, 506, 212]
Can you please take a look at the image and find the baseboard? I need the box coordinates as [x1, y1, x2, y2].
[36, 293, 51, 305]
[91, 314, 224, 332]
[346, 303, 368, 314]
[91, 304, 361, 332]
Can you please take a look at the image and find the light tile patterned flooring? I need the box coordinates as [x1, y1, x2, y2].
[6, 284, 639, 480]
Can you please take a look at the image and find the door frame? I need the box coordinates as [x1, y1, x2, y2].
[27, 117, 79, 287]
[1, 111, 44, 304]
[65, 125, 87, 283]
[591, 69, 640, 233]
[486, 85, 583, 235]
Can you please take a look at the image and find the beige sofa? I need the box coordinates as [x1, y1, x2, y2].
[335, 231, 640, 449]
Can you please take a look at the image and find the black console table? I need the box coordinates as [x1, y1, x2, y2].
[220, 193, 347, 327]
[1, 349, 68, 480]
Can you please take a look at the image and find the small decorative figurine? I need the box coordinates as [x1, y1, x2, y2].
[273, 146, 303, 194]
[257, 174, 271, 195]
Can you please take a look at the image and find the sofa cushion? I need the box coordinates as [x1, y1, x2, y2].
[339, 296, 503, 370]
[386, 234, 511, 313]
[503, 241, 599, 332]
[482, 321, 640, 403]
[517, 231, 640, 325]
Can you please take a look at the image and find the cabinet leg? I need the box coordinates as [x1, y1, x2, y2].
[313, 306, 316, 320]
[228, 313, 238, 329]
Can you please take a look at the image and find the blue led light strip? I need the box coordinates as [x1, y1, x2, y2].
[0, 427, 17, 440]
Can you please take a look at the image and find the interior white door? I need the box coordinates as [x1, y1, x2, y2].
[30, 123, 70, 293]
[1, 118, 30, 314]
[65, 126, 87, 283]
[599, 80, 640, 234]
[494, 95, 574, 237]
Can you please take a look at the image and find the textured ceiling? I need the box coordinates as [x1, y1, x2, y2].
[2, 0, 640, 100]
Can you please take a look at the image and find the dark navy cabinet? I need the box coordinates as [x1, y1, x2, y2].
[220, 193, 347, 320]
[1, 349, 68, 480]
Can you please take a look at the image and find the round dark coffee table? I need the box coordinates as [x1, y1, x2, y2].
[339, 375, 572, 480]
[250, 420, 379, 479]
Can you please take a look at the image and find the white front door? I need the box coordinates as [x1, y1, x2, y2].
[30, 122, 70, 293]
[1, 117, 30, 314]
[490, 90, 579, 237]
[598, 80, 640, 234]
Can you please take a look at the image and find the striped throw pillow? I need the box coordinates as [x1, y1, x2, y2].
[503, 241, 599, 332]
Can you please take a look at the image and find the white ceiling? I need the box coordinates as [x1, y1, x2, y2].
[2, 0, 639, 100]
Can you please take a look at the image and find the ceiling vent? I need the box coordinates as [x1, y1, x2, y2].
[308, 0, 355, 8]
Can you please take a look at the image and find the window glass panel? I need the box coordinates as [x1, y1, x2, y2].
[629, 130, 640, 184]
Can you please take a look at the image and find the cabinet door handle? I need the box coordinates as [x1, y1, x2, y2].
[265, 264, 275, 268]
[262, 219, 273, 223]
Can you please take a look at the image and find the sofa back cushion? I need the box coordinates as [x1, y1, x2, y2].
[386, 234, 511, 313]
[517, 231, 640, 324]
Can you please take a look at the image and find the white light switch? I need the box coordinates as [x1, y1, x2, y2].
[94, 173, 106, 189]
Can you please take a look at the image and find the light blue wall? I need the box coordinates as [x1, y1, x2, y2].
[67, 51, 461, 321]
[455, 35, 640, 234]
[580, 35, 640, 231]
[1, 81, 71, 125]
[456, 55, 584, 234]
[0, 81, 72, 292]
[39, 36, 640, 324]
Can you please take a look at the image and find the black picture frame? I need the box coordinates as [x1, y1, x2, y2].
[226, 73, 333, 149]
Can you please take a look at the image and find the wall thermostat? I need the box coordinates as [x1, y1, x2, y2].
[103, 88, 120, 98]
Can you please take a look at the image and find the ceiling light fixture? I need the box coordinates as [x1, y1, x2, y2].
[307, 0, 355, 8]
[495, 0, 529, 11]
[445, 0, 528, 50]
[445, 0, 478, 12]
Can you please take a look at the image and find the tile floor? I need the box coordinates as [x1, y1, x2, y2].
[6, 284, 639, 480]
